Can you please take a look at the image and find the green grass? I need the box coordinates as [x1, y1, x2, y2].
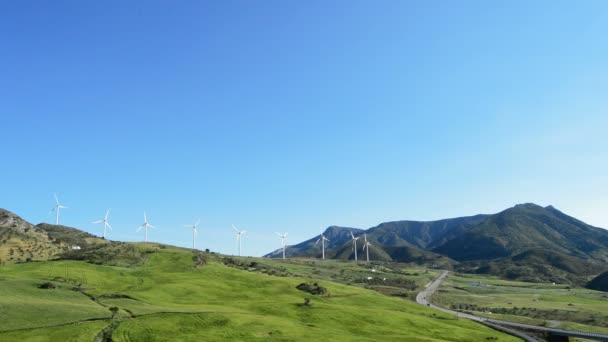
[0, 243, 521, 341]
[0, 321, 108, 342]
[432, 273, 608, 333]
[0, 279, 110, 331]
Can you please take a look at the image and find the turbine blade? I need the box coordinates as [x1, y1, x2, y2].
[195, 219, 200, 226]
[54, 193, 59, 204]
[350, 231, 354, 239]
[148, 224, 155, 228]
[92, 220, 103, 224]
[314, 238, 320, 246]
[136, 226, 143, 232]
[232, 224, 239, 232]
[106, 223, 112, 230]
[105, 209, 110, 219]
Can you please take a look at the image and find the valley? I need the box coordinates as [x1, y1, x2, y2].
[0, 243, 521, 342]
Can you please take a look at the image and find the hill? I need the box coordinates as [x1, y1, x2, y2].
[587, 271, 608, 292]
[433, 204, 608, 261]
[0, 243, 520, 341]
[461, 248, 608, 284]
[0, 209, 64, 263]
[0, 209, 119, 265]
[271, 204, 608, 282]
[265, 225, 364, 258]
[365, 214, 488, 249]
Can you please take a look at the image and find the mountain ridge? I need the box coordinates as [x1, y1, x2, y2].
[266, 203, 608, 283]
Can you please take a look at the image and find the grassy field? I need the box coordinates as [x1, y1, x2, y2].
[431, 272, 608, 334]
[0, 243, 522, 341]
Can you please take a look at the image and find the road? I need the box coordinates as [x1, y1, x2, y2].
[416, 271, 608, 342]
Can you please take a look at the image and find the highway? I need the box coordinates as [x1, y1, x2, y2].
[416, 271, 608, 342]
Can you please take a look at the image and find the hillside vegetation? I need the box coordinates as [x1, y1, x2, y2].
[587, 271, 608, 292]
[0, 243, 520, 342]
[0, 209, 113, 265]
[270, 204, 608, 284]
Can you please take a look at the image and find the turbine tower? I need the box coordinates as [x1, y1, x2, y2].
[92, 209, 112, 239]
[276, 232, 288, 260]
[136, 211, 155, 243]
[350, 231, 359, 261]
[51, 194, 67, 225]
[314, 231, 330, 260]
[362, 233, 372, 262]
[184, 220, 200, 250]
[232, 224, 246, 256]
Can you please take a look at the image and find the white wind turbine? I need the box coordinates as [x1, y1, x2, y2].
[276, 232, 288, 260]
[350, 231, 359, 261]
[136, 211, 155, 243]
[314, 231, 330, 260]
[92, 209, 112, 239]
[184, 220, 200, 250]
[50, 193, 68, 225]
[232, 224, 246, 256]
[362, 233, 372, 262]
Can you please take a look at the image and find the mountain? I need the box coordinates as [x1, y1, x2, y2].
[587, 271, 608, 292]
[433, 204, 608, 261]
[265, 226, 364, 258]
[365, 214, 488, 249]
[269, 203, 608, 282]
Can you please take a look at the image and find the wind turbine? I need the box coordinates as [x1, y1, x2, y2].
[92, 209, 112, 239]
[136, 211, 155, 243]
[184, 220, 200, 250]
[50, 194, 67, 225]
[314, 231, 330, 260]
[232, 224, 246, 256]
[362, 233, 371, 262]
[276, 232, 288, 260]
[350, 231, 359, 261]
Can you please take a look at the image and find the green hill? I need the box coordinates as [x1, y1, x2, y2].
[0, 243, 520, 342]
[461, 248, 607, 284]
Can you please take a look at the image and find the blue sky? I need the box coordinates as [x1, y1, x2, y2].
[1, 1, 607, 256]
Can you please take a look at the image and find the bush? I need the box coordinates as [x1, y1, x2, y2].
[38, 282, 56, 289]
[296, 282, 328, 296]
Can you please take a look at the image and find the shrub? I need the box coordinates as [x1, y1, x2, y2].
[38, 282, 56, 289]
[296, 282, 328, 296]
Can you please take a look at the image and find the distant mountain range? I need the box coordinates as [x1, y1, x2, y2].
[2, 204, 608, 287]
[265, 203, 608, 284]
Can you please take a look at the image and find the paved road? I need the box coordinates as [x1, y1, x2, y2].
[416, 271, 608, 342]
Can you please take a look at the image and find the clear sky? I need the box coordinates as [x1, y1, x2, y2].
[1, 1, 607, 256]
